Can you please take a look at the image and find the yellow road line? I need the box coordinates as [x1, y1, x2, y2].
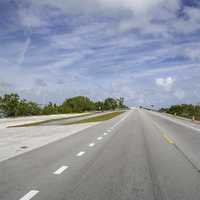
[153, 121, 175, 145]
[163, 134, 174, 144]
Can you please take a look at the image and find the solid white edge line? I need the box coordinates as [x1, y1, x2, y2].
[148, 110, 200, 132]
[19, 190, 39, 200]
[77, 151, 85, 156]
[54, 166, 68, 175]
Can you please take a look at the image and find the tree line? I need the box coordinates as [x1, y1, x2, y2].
[0, 93, 128, 117]
[160, 104, 200, 121]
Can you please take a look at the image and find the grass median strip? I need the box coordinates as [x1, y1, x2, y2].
[64, 111, 124, 125]
[8, 113, 92, 128]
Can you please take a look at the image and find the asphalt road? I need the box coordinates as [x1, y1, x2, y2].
[1, 109, 200, 200]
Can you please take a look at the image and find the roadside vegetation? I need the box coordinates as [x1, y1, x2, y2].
[160, 104, 200, 121]
[0, 93, 128, 118]
[64, 111, 124, 125]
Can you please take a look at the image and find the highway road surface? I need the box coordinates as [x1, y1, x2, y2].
[1, 109, 200, 200]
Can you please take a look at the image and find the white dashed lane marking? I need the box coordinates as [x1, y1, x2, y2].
[77, 151, 85, 157]
[54, 166, 69, 175]
[19, 190, 39, 200]
[88, 143, 95, 147]
[17, 113, 129, 200]
[97, 137, 103, 140]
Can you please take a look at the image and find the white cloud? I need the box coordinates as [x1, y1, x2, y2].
[155, 77, 175, 91]
[30, 0, 180, 32]
[99, 0, 164, 14]
[172, 6, 200, 34]
[185, 6, 200, 22]
[174, 89, 185, 99]
[28, 0, 200, 37]
[31, 0, 180, 16]
[1, 0, 200, 106]
[18, 5, 47, 28]
[185, 48, 200, 61]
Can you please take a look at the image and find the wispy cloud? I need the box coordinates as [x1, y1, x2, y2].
[0, 0, 200, 106]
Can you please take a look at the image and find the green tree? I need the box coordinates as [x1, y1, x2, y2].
[103, 98, 118, 110]
[0, 94, 41, 117]
[0, 93, 128, 117]
[95, 101, 104, 111]
[16, 100, 41, 116]
[0, 93, 20, 117]
[42, 102, 59, 115]
[61, 96, 95, 113]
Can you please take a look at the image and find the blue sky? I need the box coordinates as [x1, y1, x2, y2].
[0, 0, 200, 107]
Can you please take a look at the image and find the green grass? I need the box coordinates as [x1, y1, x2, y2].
[65, 111, 124, 125]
